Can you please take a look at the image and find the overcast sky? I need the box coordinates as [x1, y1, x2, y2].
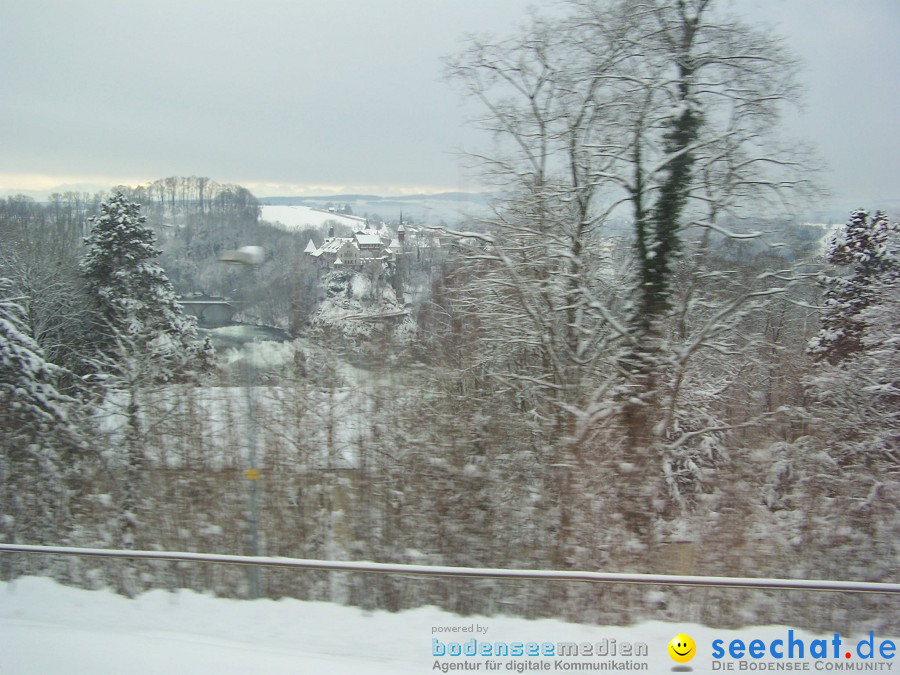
[1, 0, 897, 212]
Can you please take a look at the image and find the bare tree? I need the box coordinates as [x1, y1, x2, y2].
[446, 0, 816, 553]
[0, 278, 82, 554]
[0, 231, 95, 373]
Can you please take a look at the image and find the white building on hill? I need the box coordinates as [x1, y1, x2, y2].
[306, 220, 442, 269]
[307, 226, 390, 267]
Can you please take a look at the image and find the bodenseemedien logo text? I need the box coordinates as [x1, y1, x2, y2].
[433, 637, 648, 658]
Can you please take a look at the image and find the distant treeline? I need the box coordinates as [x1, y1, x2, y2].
[113, 176, 260, 227]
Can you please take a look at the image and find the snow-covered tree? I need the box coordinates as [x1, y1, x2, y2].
[808, 209, 899, 469]
[809, 209, 899, 364]
[81, 192, 208, 382]
[0, 224, 95, 375]
[771, 209, 900, 590]
[800, 210, 898, 572]
[0, 278, 81, 546]
[445, 0, 812, 556]
[778, 211, 900, 596]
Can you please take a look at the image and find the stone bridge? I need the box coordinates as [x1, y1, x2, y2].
[178, 298, 249, 326]
[344, 309, 409, 323]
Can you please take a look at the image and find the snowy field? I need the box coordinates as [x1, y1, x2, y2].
[1, 576, 896, 674]
[261, 204, 368, 230]
[260, 196, 491, 228]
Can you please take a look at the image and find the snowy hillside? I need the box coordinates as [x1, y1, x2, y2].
[308, 269, 416, 356]
[2, 576, 895, 674]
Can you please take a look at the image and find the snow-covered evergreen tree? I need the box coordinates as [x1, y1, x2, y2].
[0, 278, 80, 546]
[81, 192, 208, 382]
[809, 209, 899, 364]
[783, 210, 900, 587]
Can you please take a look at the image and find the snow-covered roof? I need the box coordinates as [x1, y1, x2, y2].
[317, 238, 353, 253]
[304, 239, 318, 254]
[354, 232, 383, 247]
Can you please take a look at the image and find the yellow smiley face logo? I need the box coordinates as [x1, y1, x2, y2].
[668, 633, 696, 663]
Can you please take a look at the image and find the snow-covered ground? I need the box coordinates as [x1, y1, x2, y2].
[1, 576, 895, 674]
[261, 195, 491, 226]
[261, 205, 367, 230]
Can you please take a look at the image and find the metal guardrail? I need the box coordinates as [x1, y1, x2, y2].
[1, 544, 898, 594]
